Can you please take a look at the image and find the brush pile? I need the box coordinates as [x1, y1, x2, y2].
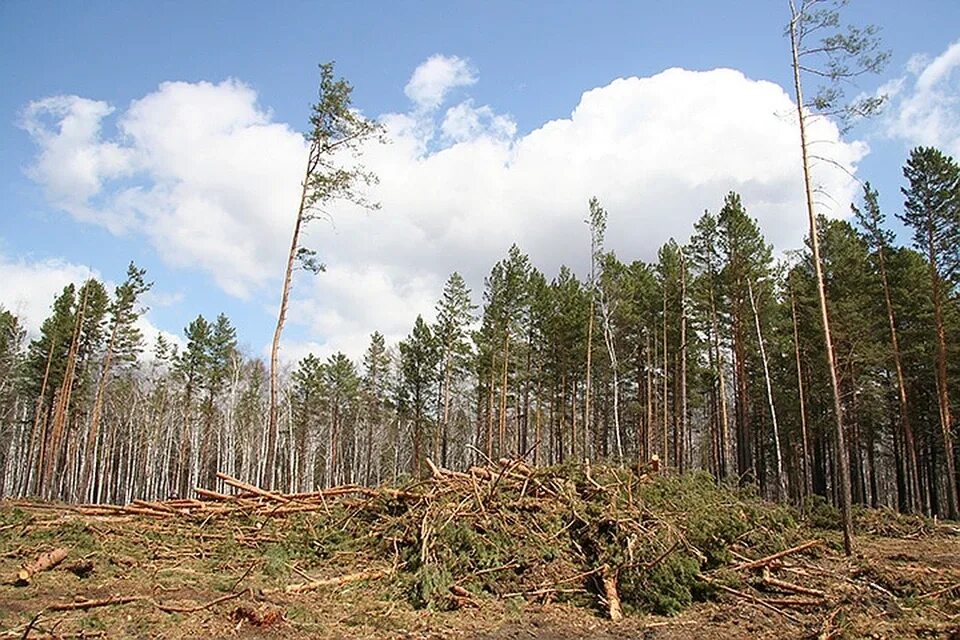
[3, 460, 959, 639]
[11, 457, 814, 617]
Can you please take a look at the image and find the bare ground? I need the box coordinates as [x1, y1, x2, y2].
[0, 501, 957, 639]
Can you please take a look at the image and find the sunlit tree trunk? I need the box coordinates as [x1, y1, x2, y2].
[789, 4, 854, 553]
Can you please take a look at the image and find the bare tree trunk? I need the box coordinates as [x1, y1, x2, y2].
[43, 285, 89, 500]
[441, 361, 451, 468]
[486, 351, 495, 459]
[268, 144, 317, 490]
[584, 300, 594, 462]
[927, 244, 959, 520]
[749, 279, 786, 499]
[710, 287, 732, 478]
[662, 285, 669, 467]
[875, 243, 921, 512]
[498, 332, 510, 457]
[80, 323, 119, 501]
[789, 281, 813, 506]
[679, 249, 688, 474]
[599, 290, 623, 462]
[789, 3, 854, 554]
[27, 341, 55, 495]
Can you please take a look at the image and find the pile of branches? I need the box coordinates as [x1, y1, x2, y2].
[6, 458, 827, 620]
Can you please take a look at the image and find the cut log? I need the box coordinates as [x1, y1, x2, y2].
[14, 547, 68, 585]
[264, 567, 394, 594]
[731, 540, 821, 572]
[601, 565, 624, 622]
[216, 472, 291, 503]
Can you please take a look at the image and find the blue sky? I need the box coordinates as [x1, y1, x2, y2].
[1, 1, 959, 360]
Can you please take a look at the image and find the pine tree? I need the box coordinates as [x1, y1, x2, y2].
[853, 183, 921, 512]
[267, 62, 385, 488]
[899, 147, 960, 520]
[81, 263, 151, 501]
[361, 332, 390, 484]
[434, 273, 476, 467]
[787, 0, 889, 555]
[399, 316, 439, 476]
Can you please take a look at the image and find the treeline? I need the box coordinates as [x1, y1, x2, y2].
[0, 146, 958, 519]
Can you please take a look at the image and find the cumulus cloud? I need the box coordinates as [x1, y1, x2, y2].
[20, 80, 307, 298]
[404, 54, 477, 111]
[19, 61, 865, 361]
[885, 39, 960, 156]
[0, 253, 179, 354]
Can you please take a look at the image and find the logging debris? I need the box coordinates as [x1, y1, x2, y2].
[1, 459, 957, 639]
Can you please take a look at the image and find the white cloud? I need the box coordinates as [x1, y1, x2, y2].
[19, 96, 135, 233]
[0, 254, 95, 335]
[885, 39, 960, 157]
[20, 80, 308, 299]
[0, 253, 180, 355]
[441, 100, 517, 143]
[20, 61, 865, 361]
[404, 55, 477, 110]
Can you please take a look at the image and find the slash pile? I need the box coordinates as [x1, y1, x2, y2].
[2, 459, 957, 639]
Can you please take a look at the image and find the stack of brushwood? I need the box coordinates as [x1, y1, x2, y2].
[8, 457, 857, 624]
[9, 457, 827, 619]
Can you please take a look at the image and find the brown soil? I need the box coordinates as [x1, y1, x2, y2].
[0, 502, 957, 640]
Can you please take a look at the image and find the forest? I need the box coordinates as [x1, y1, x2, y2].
[1, 2, 960, 637]
[0, 144, 958, 527]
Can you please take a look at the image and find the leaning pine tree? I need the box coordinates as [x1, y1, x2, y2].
[267, 63, 384, 489]
[787, 0, 888, 555]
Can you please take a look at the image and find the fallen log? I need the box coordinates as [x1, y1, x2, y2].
[49, 595, 143, 612]
[216, 472, 291, 504]
[14, 547, 68, 585]
[264, 566, 394, 594]
[761, 569, 827, 598]
[731, 540, 821, 572]
[601, 564, 624, 621]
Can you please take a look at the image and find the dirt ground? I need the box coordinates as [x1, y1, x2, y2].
[0, 502, 957, 639]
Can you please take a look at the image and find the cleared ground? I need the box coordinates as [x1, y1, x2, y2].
[0, 464, 957, 639]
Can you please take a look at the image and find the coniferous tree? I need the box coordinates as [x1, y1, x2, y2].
[434, 273, 476, 467]
[853, 183, 922, 512]
[399, 316, 439, 476]
[268, 62, 385, 489]
[899, 147, 960, 520]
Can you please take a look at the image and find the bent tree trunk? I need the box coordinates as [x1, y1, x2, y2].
[268, 144, 318, 490]
[789, 4, 854, 554]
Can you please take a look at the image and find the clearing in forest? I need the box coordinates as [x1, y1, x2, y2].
[0, 461, 958, 639]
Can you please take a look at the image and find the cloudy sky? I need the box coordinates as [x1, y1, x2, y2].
[1, 1, 959, 361]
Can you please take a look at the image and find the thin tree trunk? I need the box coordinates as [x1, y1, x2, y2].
[662, 284, 669, 467]
[498, 331, 510, 456]
[599, 290, 623, 462]
[645, 332, 653, 463]
[679, 249, 688, 474]
[43, 285, 89, 499]
[789, 3, 854, 554]
[709, 288, 731, 478]
[876, 242, 921, 512]
[585, 300, 594, 462]
[927, 242, 958, 520]
[749, 279, 786, 500]
[789, 280, 813, 506]
[486, 351, 496, 459]
[441, 361, 451, 468]
[268, 143, 318, 490]
[79, 319, 119, 501]
[27, 341, 55, 495]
